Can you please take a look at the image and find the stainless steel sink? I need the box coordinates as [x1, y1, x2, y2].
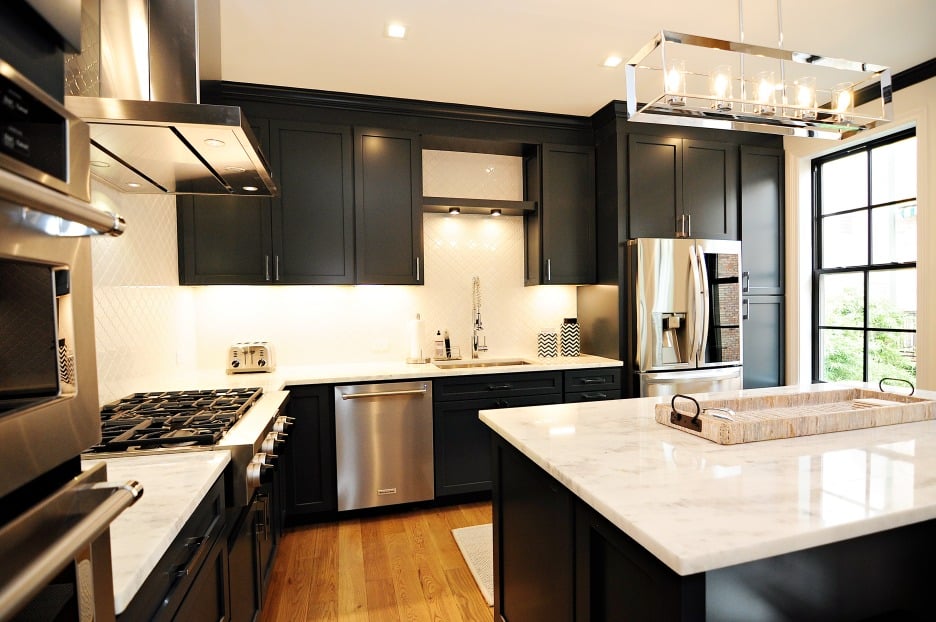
[433, 359, 532, 369]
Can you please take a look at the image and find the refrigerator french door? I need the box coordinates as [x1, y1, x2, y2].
[629, 238, 743, 397]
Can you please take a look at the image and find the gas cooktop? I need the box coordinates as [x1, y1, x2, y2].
[87, 387, 263, 453]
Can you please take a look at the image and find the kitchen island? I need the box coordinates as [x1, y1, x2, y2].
[480, 384, 936, 621]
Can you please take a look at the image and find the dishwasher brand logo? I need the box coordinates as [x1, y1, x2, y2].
[377, 488, 398, 496]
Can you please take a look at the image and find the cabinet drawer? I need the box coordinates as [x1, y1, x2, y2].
[120, 476, 226, 621]
[563, 390, 621, 403]
[564, 368, 621, 393]
[434, 371, 562, 401]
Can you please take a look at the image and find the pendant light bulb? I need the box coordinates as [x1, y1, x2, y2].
[664, 60, 687, 106]
[709, 65, 733, 111]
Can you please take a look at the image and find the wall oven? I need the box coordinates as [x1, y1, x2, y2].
[0, 12, 135, 619]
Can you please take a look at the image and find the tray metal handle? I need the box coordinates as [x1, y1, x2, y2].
[878, 377, 914, 396]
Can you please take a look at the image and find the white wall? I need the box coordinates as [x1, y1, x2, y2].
[783, 77, 934, 389]
[90, 151, 577, 402]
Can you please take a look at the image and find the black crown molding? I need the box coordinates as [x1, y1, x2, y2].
[209, 81, 592, 133]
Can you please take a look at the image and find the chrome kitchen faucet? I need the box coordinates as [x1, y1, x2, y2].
[472, 276, 488, 358]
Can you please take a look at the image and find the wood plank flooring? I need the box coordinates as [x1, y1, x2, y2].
[260, 501, 493, 622]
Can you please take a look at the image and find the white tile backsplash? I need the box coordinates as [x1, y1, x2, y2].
[90, 152, 578, 396]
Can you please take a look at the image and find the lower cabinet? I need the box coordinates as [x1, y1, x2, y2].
[742, 296, 785, 389]
[433, 372, 562, 497]
[563, 368, 621, 402]
[119, 476, 227, 621]
[228, 501, 261, 622]
[283, 385, 337, 518]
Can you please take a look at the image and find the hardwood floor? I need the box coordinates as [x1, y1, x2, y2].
[261, 501, 493, 621]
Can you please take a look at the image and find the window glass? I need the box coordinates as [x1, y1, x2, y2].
[871, 201, 916, 264]
[819, 329, 864, 382]
[819, 272, 864, 327]
[820, 151, 867, 215]
[868, 269, 916, 330]
[871, 137, 917, 205]
[868, 331, 916, 385]
[821, 211, 867, 268]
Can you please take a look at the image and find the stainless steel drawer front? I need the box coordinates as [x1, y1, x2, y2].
[334, 381, 434, 511]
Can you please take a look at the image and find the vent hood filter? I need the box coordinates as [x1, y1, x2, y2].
[64, 0, 277, 196]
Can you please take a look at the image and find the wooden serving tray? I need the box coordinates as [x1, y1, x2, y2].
[654, 388, 936, 444]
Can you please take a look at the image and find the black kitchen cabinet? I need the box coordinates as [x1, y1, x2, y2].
[563, 367, 621, 402]
[740, 146, 785, 296]
[354, 128, 424, 285]
[228, 503, 260, 622]
[178, 120, 273, 285]
[119, 476, 227, 621]
[283, 385, 337, 518]
[433, 371, 562, 497]
[525, 144, 596, 285]
[627, 134, 738, 240]
[743, 295, 785, 389]
[269, 120, 355, 284]
[179, 120, 355, 285]
[494, 437, 574, 622]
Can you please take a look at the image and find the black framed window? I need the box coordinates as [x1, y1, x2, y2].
[812, 129, 917, 384]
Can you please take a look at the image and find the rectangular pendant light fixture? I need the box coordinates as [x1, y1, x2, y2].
[625, 30, 892, 140]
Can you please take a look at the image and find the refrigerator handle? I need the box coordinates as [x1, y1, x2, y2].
[696, 244, 711, 365]
[688, 244, 703, 363]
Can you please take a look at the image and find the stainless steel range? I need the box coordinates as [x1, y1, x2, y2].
[83, 387, 291, 507]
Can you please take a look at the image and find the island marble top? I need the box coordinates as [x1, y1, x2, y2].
[83, 451, 231, 614]
[479, 383, 936, 576]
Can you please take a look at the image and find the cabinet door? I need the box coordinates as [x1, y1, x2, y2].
[683, 140, 738, 240]
[354, 128, 423, 284]
[434, 393, 561, 497]
[539, 144, 596, 284]
[270, 121, 354, 284]
[495, 439, 574, 622]
[627, 135, 682, 239]
[178, 120, 273, 285]
[740, 146, 785, 296]
[172, 538, 228, 622]
[283, 385, 337, 517]
[228, 505, 260, 622]
[742, 296, 785, 388]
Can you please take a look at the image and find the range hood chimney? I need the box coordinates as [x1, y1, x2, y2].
[64, 0, 277, 196]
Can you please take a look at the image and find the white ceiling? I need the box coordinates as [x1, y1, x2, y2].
[218, 0, 936, 117]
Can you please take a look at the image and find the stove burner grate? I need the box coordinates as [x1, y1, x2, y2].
[87, 387, 262, 453]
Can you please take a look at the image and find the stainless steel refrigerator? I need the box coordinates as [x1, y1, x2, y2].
[629, 238, 743, 396]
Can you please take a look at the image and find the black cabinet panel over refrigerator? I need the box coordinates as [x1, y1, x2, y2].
[627, 238, 743, 397]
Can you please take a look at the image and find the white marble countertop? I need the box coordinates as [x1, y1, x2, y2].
[100, 354, 622, 403]
[479, 383, 936, 576]
[83, 451, 231, 614]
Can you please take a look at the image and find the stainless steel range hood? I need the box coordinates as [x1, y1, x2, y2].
[64, 0, 277, 196]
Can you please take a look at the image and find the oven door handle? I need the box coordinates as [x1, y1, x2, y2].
[0, 467, 143, 617]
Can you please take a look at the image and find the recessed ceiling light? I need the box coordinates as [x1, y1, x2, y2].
[90, 160, 111, 168]
[126, 182, 141, 188]
[603, 55, 623, 68]
[242, 186, 259, 192]
[386, 22, 406, 39]
[204, 138, 226, 148]
[225, 166, 247, 173]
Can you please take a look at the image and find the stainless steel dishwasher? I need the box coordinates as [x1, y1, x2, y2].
[334, 380, 434, 511]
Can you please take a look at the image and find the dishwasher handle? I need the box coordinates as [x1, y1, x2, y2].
[339, 387, 428, 400]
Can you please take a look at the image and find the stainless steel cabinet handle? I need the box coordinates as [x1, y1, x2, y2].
[264, 255, 271, 281]
[742, 299, 750, 320]
[742, 271, 750, 293]
[685, 213, 691, 238]
[546, 258, 552, 282]
[416, 256, 421, 281]
[274, 255, 280, 281]
[340, 387, 428, 399]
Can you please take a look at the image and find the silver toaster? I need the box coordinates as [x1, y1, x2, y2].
[227, 341, 275, 374]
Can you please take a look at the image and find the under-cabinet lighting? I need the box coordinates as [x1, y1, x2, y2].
[242, 186, 259, 192]
[204, 138, 226, 148]
[490, 209, 502, 217]
[448, 207, 460, 215]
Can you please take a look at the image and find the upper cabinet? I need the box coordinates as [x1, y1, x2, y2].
[354, 128, 424, 285]
[179, 119, 356, 285]
[524, 143, 596, 285]
[627, 135, 738, 240]
[740, 146, 785, 296]
[270, 120, 355, 284]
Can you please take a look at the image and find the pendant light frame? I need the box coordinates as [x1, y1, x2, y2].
[625, 30, 892, 140]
